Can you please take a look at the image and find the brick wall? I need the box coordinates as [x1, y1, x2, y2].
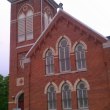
[28, 18, 109, 110]
[8, 0, 110, 110]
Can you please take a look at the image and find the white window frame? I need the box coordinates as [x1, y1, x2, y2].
[77, 81, 89, 110]
[75, 43, 86, 71]
[59, 38, 71, 72]
[62, 83, 72, 110]
[45, 50, 54, 75]
[47, 85, 56, 110]
[18, 9, 33, 42]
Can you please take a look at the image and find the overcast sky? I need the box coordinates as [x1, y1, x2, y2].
[0, 0, 10, 76]
[0, 0, 110, 76]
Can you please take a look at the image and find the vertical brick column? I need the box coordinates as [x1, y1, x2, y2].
[24, 62, 31, 110]
[72, 91, 78, 110]
[57, 93, 62, 110]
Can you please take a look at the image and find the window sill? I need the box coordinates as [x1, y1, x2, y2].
[45, 73, 54, 76]
[78, 108, 89, 110]
[63, 108, 72, 110]
[59, 70, 72, 74]
[76, 68, 87, 72]
[45, 68, 87, 77]
[48, 109, 56, 110]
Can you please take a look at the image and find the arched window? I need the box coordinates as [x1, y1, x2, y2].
[75, 43, 86, 70]
[44, 12, 52, 29]
[77, 81, 89, 109]
[62, 83, 72, 109]
[47, 85, 56, 110]
[46, 49, 54, 74]
[44, 12, 48, 29]
[44, 7, 52, 29]
[59, 38, 70, 72]
[18, 5, 33, 42]
[26, 10, 33, 40]
[18, 12, 25, 42]
[18, 93, 24, 110]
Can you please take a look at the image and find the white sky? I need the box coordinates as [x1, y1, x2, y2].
[0, 0, 110, 76]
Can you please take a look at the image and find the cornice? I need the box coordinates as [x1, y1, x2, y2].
[103, 41, 110, 48]
[7, 0, 26, 4]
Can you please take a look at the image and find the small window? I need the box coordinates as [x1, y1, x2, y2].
[46, 50, 54, 74]
[47, 85, 56, 110]
[44, 12, 52, 29]
[77, 81, 89, 109]
[59, 38, 70, 72]
[62, 83, 72, 110]
[75, 43, 86, 70]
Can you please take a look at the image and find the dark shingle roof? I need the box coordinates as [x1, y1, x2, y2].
[48, 0, 59, 9]
[7, 0, 25, 3]
[106, 36, 110, 40]
[7, 0, 63, 10]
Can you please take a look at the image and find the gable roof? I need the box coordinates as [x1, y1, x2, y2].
[26, 9, 107, 58]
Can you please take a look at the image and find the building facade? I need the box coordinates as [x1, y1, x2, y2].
[8, 0, 110, 110]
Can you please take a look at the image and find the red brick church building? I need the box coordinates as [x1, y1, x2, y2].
[8, 0, 110, 110]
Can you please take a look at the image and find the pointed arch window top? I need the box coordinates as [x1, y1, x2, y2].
[75, 43, 85, 51]
[18, 4, 34, 15]
[46, 49, 53, 57]
[26, 10, 33, 17]
[59, 38, 68, 47]
[77, 81, 87, 89]
[59, 38, 68, 46]
[48, 84, 55, 92]
[18, 12, 25, 19]
[62, 83, 70, 91]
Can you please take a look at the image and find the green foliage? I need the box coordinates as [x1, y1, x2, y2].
[0, 74, 9, 110]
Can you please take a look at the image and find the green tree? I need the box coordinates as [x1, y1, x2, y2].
[0, 74, 9, 110]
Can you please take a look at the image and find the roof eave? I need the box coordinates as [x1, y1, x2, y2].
[7, 0, 26, 3]
[47, 0, 59, 9]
